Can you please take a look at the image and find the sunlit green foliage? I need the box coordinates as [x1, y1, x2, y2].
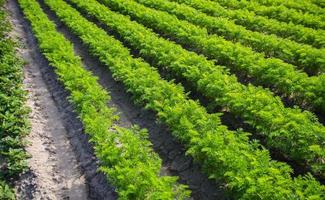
[0, 1, 29, 198]
[173, 0, 325, 48]
[18, 0, 189, 199]
[94, 0, 325, 176]
[42, 0, 325, 198]
[212, 0, 325, 29]
[134, 0, 325, 75]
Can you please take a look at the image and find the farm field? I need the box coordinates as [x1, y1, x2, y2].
[0, 0, 324, 199]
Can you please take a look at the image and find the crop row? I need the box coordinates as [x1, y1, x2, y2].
[98, 0, 325, 176]
[110, 0, 325, 112]
[42, 0, 325, 198]
[312, 0, 325, 8]
[0, 0, 29, 198]
[211, 0, 325, 30]
[172, 0, 325, 48]
[18, 0, 190, 199]
[250, 0, 325, 15]
[134, 0, 325, 75]
[77, 0, 325, 176]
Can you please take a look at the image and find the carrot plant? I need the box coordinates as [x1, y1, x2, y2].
[0, 0, 29, 198]
[94, 0, 325, 176]
[104, 0, 325, 112]
[18, 0, 189, 198]
[172, 0, 325, 48]
[134, 0, 325, 75]
[44, 0, 325, 198]
[212, 0, 325, 29]
[250, 0, 325, 15]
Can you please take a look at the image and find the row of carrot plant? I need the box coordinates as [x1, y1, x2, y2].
[40, 0, 325, 198]
[312, 0, 325, 8]
[95, 0, 325, 176]
[250, 0, 325, 15]
[211, 0, 325, 29]
[172, 0, 325, 48]
[0, 0, 29, 198]
[134, 0, 325, 75]
[105, 0, 325, 113]
[18, 0, 190, 199]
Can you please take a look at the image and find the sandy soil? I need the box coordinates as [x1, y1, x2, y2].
[18, 52, 88, 200]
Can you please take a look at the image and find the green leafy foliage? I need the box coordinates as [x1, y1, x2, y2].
[134, 0, 325, 75]
[108, 0, 324, 112]
[98, 126, 190, 200]
[312, 0, 325, 8]
[212, 0, 325, 29]
[43, 0, 325, 198]
[0, 181, 15, 200]
[95, 0, 325, 176]
[18, 0, 189, 199]
[250, 0, 325, 15]
[173, 0, 325, 48]
[0, 1, 29, 198]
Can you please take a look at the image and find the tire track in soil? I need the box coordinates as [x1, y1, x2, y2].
[37, 0, 228, 199]
[7, 0, 116, 199]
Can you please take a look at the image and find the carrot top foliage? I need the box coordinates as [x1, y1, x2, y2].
[0, 1, 30, 199]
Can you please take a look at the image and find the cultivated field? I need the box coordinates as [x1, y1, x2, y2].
[1, 0, 324, 199]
